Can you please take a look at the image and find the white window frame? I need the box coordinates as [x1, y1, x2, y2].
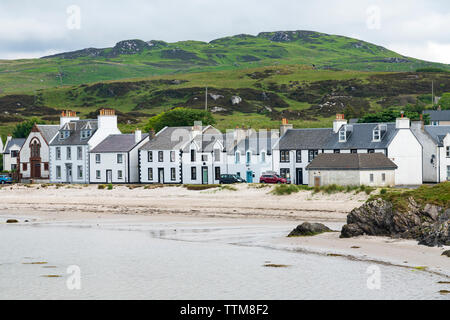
[118, 170, 123, 180]
[171, 168, 176, 181]
[56, 166, 61, 179]
[148, 168, 153, 181]
[66, 147, 72, 160]
[77, 165, 83, 179]
[96, 170, 101, 180]
[56, 147, 61, 160]
[96, 154, 101, 164]
[77, 147, 83, 160]
[148, 151, 153, 162]
[117, 154, 123, 164]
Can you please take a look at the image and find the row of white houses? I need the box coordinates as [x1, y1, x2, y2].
[5, 109, 450, 186]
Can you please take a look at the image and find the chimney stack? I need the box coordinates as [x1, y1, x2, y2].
[280, 118, 293, 136]
[135, 129, 142, 144]
[396, 117, 410, 129]
[98, 108, 118, 130]
[333, 114, 348, 133]
[60, 110, 79, 128]
[149, 129, 156, 140]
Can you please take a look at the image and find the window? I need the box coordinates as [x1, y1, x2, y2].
[370, 174, 374, 183]
[148, 168, 153, 181]
[66, 147, 72, 160]
[308, 150, 318, 162]
[170, 151, 175, 162]
[158, 151, 164, 162]
[215, 167, 221, 180]
[191, 150, 196, 162]
[246, 152, 251, 164]
[382, 173, 386, 183]
[373, 128, 381, 142]
[11, 150, 18, 158]
[261, 152, 266, 164]
[118, 170, 123, 180]
[296, 150, 302, 163]
[44, 163, 49, 171]
[432, 121, 439, 126]
[351, 149, 358, 154]
[280, 168, 290, 179]
[81, 130, 91, 140]
[214, 149, 220, 162]
[447, 166, 450, 181]
[171, 168, 176, 181]
[77, 147, 83, 160]
[447, 146, 450, 158]
[202, 155, 208, 162]
[117, 154, 123, 164]
[96, 170, 101, 180]
[77, 166, 83, 179]
[339, 129, 346, 142]
[56, 147, 61, 160]
[280, 150, 290, 163]
[56, 166, 61, 179]
[60, 130, 70, 140]
[236, 172, 241, 177]
[23, 163, 27, 171]
[11, 164, 17, 171]
[31, 141, 40, 158]
[368, 149, 375, 154]
[235, 152, 240, 164]
[148, 151, 153, 162]
[95, 154, 101, 164]
[334, 150, 340, 154]
[191, 167, 197, 180]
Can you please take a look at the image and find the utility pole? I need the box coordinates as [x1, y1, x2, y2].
[432, 80, 434, 106]
[205, 87, 208, 111]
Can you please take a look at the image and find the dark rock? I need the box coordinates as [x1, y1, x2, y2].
[6, 219, 19, 224]
[442, 250, 450, 258]
[288, 222, 332, 237]
[340, 199, 449, 247]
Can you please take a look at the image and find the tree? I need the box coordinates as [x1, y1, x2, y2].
[144, 108, 216, 133]
[439, 93, 450, 110]
[12, 118, 41, 138]
[358, 108, 430, 125]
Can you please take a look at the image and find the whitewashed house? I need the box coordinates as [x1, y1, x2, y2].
[412, 124, 450, 183]
[226, 129, 279, 183]
[306, 153, 398, 187]
[424, 110, 450, 126]
[2, 136, 25, 172]
[49, 109, 121, 183]
[18, 124, 59, 182]
[89, 130, 149, 184]
[274, 115, 423, 186]
[139, 126, 207, 184]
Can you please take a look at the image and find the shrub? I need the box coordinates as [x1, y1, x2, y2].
[98, 185, 106, 190]
[107, 184, 113, 190]
[184, 184, 220, 191]
[380, 189, 387, 195]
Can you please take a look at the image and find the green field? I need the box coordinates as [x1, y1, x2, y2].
[0, 30, 449, 138]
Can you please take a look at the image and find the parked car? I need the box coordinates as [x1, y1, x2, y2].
[0, 175, 12, 184]
[259, 174, 288, 184]
[219, 174, 246, 184]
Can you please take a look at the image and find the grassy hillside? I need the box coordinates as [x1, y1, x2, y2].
[0, 30, 449, 138]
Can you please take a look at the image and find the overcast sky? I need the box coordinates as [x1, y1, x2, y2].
[0, 0, 449, 63]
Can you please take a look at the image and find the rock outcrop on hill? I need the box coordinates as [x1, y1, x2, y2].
[341, 198, 450, 247]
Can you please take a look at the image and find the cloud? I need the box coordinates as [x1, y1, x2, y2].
[0, 0, 448, 64]
[387, 42, 450, 64]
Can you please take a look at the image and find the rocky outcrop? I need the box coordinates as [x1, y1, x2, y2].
[442, 250, 450, 258]
[289, 222, 332, 237]
[6, 219, 18, 223]
[341, 198, 449, 247]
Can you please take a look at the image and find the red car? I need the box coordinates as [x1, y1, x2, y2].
[260, 174, 288, 184]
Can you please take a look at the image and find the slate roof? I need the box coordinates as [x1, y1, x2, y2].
[91, 134, 149, 153]
[234, 131, 280, 155]
[276, 128, 333, 150]
[140, 127, 197, 151]
[50, 120, 98, 146]
[306, 153, 398, 170]
[324, 123, 398, 150]
[424, 110, 450, 122]
[37, 125, 60, 144]
[424, 126, 450, 147]
[4, 138, 26, 154]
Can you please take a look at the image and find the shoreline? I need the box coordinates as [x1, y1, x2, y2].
[1, 184, 449, 278]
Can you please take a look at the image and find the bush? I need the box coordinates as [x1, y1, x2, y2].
[184, 184, 220, 191]
[380, 188, 387, 195]
[98, 185, 106, 190]
[107, 184, 113, 190]
[271, 184, 313, 195]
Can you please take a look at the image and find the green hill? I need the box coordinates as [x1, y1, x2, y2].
[0, 30, 449, 138]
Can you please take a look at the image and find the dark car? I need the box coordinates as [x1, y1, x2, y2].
[259, 174, 288, 184]
[219, 174, 246, 184]
[0, 175, 12, 184]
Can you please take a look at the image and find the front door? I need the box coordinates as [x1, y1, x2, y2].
[66, 164, 72, 183]
[31, 160, 41, 179]
[202, 167, 208, 185]
[246, 171, 253, 183]
[296, 168, 303, 185]
[158, 168, 164, 184]
[314, 176, 321, 187]
[106, 170, 112, 184]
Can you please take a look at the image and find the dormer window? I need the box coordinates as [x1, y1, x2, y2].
[59, 130, 70, 140]
[339, 128, 347, 142]
[81, 130, 92, 140]
[373, 128, 381, 142]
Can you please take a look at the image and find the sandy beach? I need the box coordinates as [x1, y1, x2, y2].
[1, 184, 449, 278]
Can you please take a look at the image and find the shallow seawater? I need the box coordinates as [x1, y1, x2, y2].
[0, 221, 449, 300]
